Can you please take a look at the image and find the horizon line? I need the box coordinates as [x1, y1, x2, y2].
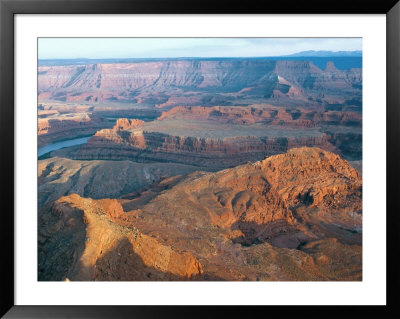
[38, 53, 363, 61]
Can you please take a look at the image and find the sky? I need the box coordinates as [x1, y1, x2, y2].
[38, 38, 362, 60]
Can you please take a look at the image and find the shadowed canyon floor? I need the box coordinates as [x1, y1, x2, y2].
[38, 147, 362, 281]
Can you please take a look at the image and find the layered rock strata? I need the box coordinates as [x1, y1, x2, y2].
[71, 129, 335, 169]
[38, 59, 362, 107]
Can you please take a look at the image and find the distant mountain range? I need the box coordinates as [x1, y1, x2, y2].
[286, 50, 362, 57]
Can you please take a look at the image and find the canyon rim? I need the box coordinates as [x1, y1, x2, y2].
[37, 38, 362, 281]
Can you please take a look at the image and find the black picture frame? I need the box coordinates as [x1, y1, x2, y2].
[1, 0, 399, 318]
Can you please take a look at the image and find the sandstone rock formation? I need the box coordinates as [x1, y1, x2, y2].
[113, 118, 145, 131]
[129, 147, 362, 248]
[38, 147, 362, 281]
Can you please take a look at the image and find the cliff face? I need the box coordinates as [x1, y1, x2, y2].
[66, 127, 337, 169]
[274, 60, 362, 91]
[39, 148, 362, 281]
[38, 59, 362, 107]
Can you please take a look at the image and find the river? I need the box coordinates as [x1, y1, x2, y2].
[38, 136, 91, 158]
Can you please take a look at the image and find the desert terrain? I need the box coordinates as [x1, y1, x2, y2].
[38, 56, 362, 281]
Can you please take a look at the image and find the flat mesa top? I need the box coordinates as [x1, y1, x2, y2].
[141, 119, 324, 139]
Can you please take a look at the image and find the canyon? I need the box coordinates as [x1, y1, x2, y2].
[37, 56, 363, 281]
[38, 104, 159, 147]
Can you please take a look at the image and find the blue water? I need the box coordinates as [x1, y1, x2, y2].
[38, 136, 91, 157]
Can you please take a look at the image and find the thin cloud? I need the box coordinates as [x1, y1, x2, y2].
[38, 38, 362, 59]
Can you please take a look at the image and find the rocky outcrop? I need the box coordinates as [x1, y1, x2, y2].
[113, 118, 144, 131]
[131, 147, 362, 249]
[259, 147, 361, 212]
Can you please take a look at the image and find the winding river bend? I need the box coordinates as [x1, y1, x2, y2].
[38, 136, 91, 158]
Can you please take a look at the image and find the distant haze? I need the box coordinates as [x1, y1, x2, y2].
[38, 38, 362, 60]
